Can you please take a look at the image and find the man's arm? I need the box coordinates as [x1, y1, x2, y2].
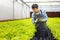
[42, 10, 48, 21]
[32, 13, 35, 24]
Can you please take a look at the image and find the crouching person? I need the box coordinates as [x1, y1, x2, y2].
[31, 4, 54, 40]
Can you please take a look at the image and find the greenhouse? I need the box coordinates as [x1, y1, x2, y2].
[0, 0, 60, 40]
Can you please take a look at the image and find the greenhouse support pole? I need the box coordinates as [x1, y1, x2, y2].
[13, 0, 14, 19]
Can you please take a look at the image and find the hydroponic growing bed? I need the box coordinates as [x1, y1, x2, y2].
[0, 18, 60, 40]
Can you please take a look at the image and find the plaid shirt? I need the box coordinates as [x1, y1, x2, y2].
[32, 9, 48, 24]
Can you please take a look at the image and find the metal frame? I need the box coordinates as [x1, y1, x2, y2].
[24, 1, 60, 3]
[20, 0, 30, 7]
[12, 0, 30, 19]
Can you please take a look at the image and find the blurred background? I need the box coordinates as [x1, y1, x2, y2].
[0, 0, 60, 21]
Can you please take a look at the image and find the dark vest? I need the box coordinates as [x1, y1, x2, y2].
[34, 10, 45, 20]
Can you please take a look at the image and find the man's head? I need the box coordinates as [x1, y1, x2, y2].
[32, 4, 39, 13]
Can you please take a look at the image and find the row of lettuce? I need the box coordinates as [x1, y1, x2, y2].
[0, 18, 60, 40]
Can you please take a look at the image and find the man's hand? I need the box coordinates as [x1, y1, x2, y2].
[39, 18, 46, 21]
[35, 19, 38, 23]
[34, 18, 46, 24]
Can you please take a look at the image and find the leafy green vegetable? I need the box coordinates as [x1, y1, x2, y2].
[0, 18, 36, 40]
[0, 18, 60, 40]
[46, 18, 60, 40]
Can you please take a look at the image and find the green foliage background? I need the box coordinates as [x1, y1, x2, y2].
[0, 18, 60, 40]
[0, 19, 36, 40]
[46, 18, 60, 40]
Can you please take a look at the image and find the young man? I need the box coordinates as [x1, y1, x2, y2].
[31, 4, 54, 40]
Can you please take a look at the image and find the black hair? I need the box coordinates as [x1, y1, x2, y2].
[32, 4, 38, 9]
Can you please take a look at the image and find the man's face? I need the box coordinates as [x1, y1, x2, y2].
[32, 8, 39, 13]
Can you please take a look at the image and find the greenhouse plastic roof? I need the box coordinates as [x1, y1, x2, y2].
[23, 0, 60, 2]
[23, 0, 60, 5]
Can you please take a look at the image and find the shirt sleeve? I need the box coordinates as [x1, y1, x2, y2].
[42, 10, 48, 20]
[32, 13, 35, 24]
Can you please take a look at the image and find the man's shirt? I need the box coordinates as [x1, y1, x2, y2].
[32, 9, 48, 24]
